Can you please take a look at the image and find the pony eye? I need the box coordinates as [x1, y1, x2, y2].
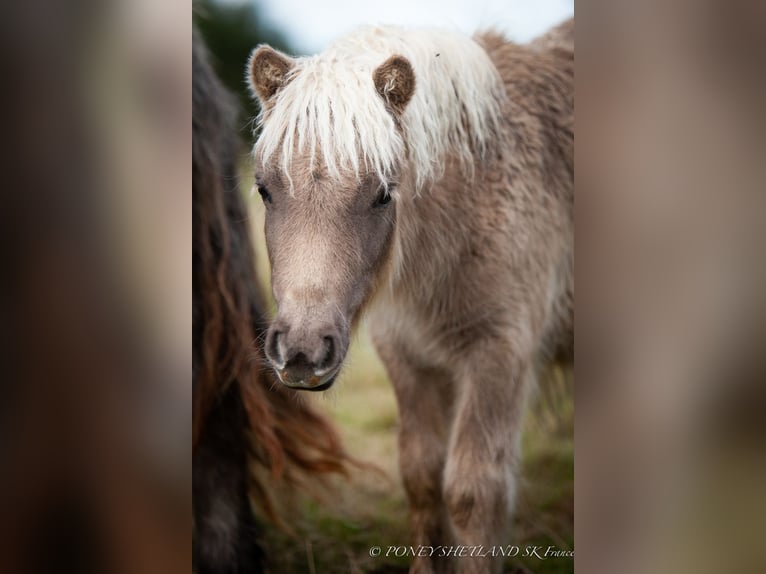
[257, 184, 272, 204]
[374, 186, 393, 207]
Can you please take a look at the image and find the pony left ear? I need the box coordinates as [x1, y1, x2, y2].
[373, 55, 415, 115]
[248, 45, 295, 103]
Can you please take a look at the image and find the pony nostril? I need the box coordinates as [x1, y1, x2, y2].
[319, 336, 336, 370]
[267, 330, 283, 364]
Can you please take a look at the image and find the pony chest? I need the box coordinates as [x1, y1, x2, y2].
[366, 297, 453, 368]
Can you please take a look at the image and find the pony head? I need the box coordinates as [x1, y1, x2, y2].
[247, 27, 503, 390]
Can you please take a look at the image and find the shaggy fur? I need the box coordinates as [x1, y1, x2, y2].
[192, 31, 349, 574]
[248, 19, 574, 574]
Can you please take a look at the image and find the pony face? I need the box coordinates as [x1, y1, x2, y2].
[254, 163, 397, 391]
[248, 45, 414, 391]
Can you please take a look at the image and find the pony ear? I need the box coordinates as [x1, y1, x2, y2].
[248, 45, 295, 103]
[373, 55, 415, 115]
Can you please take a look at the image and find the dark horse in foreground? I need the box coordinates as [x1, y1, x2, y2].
[193, 32, 348, 574]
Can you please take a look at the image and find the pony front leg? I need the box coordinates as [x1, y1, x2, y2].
[374, 338, 456, 574]
[443, 342, 530, 574]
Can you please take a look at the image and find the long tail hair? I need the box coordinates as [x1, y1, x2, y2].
[193, 30, 348, 573]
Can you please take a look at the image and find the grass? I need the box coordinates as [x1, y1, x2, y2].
[244, 184, 574, 574]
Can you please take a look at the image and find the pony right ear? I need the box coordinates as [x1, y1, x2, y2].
[248, 46, 295, 103]
[373, 55, 416, 115]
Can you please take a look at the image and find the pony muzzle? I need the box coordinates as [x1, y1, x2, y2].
[265, 321, 346, 391]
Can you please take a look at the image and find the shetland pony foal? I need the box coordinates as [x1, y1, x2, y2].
[248, 20, 573, 574]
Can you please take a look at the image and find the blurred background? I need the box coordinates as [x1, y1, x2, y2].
[194, 1, 574, 573]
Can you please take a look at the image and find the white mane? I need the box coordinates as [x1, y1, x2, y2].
[254, 26, 507, 192]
